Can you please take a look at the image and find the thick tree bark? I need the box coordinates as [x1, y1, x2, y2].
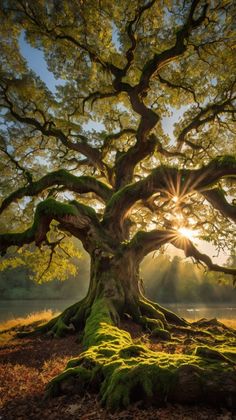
[34, 250, 186, 340]
[78, 252, 169, 328]
[74, 251, 143, 329]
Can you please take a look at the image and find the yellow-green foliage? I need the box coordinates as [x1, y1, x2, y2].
[0, 233, 82, 283]
[0, 256, 25, 271]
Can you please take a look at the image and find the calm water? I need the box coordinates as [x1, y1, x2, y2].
[0, 299, 235, 323]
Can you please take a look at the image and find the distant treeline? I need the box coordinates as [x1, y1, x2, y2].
[0, 253, 90, 301]
[142, 255, 236, 303]
[0, 253, 235, 303]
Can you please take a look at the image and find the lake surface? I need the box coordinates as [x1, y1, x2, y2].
[0, 299, 235, 323]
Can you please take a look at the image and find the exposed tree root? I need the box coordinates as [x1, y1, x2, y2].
[17, 299, 87, 338]
[44, 298, 236, 411]
[15, 294, 236, 410]
[16, 293, 188, 340]
[126, 297, 189, 341]
[192, 318, 236, 335]
[141, 296, 188, 326]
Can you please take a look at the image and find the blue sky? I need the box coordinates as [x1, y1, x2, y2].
[19, 32, 64, 94]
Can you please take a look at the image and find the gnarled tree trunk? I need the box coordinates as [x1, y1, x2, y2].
[43, 251, 236, 410]
[37, 245, 188, 341]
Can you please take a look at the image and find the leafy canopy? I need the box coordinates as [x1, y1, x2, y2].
[0, 0, 235, 281]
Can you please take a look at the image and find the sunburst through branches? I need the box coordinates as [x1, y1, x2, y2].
[178, 227, 198, 241]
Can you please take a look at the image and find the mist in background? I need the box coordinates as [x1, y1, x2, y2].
[1, 250, 235, 304]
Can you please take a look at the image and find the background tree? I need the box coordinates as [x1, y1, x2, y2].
[0, 0, 236, 409]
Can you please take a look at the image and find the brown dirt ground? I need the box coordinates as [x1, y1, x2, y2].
[0, 319, 235, 420]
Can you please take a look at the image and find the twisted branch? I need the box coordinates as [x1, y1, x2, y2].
[0, 170, 112, 215]
[0, 198, 100, 256]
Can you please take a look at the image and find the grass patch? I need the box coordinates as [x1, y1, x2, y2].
[0, 309, 56, 331]
[0, 310, 57, 344]
[218, 319, 236, 329]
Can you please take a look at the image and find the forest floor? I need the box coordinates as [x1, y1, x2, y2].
[0, 312, 236, 420]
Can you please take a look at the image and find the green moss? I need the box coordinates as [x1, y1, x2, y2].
[139, 316, 165, 331]
[195, 346, 235, 365]
[214, 155, 236, 167]
[139, 299, 166, 326]
[119, 344, 147, 359]
[46, 365, 92, 397]
[66, 358, 82, 369]
[151, 328, 171, 341]
[103, 183, 134, 219]
[69, 200, 99, 222]
[37, 197, 78, 218]
[37, 170, 112, 201]
[46, 297, 236, 410]
[0, 196, 81, 252]
[1, 199, 75, 247]
[32, 197, 100, 233]
[52, 317, 72, 338]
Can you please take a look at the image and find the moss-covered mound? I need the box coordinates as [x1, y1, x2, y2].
[46, 299, 236, 411]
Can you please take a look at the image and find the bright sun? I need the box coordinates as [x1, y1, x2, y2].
[178, 227, 197, 240]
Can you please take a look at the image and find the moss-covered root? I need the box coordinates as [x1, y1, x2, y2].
[138, 299, 167, 326]
[135, 298, 187, 336]
[17, 299, 87, 338]
[46, 298, 236, 411]
[192, 318, 236, 335]
[144, 297, 188, 327]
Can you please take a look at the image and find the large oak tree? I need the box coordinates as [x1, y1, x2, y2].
[0, 0, 236, 409]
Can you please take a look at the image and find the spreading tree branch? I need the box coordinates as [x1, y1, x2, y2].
[171, 235, 236, 277]
[158, 74, 200, 106]
[107, 0, 157, 83]
[0, 84, 107, 175]
[0, 198, 100, 256]
[128, 229, 236, 278]
[176, 96, 235, 150]
[112, 0, 209, 188]
[101, 128, 136, 157]
[0, 147, 33, 184]
[104, 156, 236, 230]
[0, 170, 112, 215]
[202, 188, 236, 223]
[135, 0, 208, 95]
[128, 229, 175, 262]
